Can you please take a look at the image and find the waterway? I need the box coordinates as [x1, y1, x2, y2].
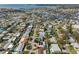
[0, 4, 59, 9]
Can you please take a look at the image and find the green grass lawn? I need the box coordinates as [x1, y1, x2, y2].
[67, 45, 77, 54]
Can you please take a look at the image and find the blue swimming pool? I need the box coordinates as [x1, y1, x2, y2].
[0, 28, 5, 33]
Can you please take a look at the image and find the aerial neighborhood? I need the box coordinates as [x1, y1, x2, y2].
[0, 5, 79, 54]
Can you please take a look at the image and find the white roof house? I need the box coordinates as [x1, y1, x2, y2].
[69, 36, 75, 43]
[39, 31, 45, 40]
[12, 37, 16, 41]
[49, 36, 57, 43]
[50, 44, 61, 53]
[48, 25, 52, 28]
[8, 43, 13, 49]
[71, 43, 79, 49]
[15, 32, 20, 37]
[62, 49, 68, 53]
[72, 24, 79, 29]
